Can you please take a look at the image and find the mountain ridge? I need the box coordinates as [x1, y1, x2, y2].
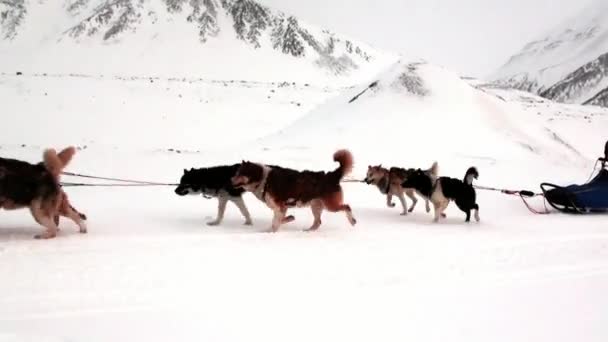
[492, 0, 608, 107]
[0, 0, 394, 84]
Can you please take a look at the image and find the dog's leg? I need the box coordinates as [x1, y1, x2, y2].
[59, 194, 87, 233]
[323, 192, 356, 227]
[425, 198, 431, 213]
[439, 201, 449, 220]
[30, 206, 58, 239]
[432, 201, 441, 222]
[405, 189, 418, 212]
[396, 192, 408, 216]
[473, 204, 480, 222]
[282, 214, 295, 224]
[305, 200, 323, 232]
[270, 208, 287, 232]
[465, 209, 471, 222]
[208, 196, 228, 226]
[62, 205, 88, 233]
[232, 196, 253, 226]
[386, 194, 395, 208]
[432, 200, 449, 222]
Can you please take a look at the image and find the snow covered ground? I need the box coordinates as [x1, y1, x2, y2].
[1, 61, 608, 341]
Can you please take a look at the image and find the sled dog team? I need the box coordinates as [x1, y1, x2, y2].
[0, 147, 479, 239]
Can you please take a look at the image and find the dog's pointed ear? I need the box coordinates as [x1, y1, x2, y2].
[183, 168, 187, 173]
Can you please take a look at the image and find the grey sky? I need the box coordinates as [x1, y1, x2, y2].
[259, 0, 594, 78]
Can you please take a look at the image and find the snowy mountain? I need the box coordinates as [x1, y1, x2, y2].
[585, 86, 608, 106]
[261, 60, 608, 169]
[539, 52, 608, 105]
[492, 0, 608, 107]
[0, 0, 394, 84]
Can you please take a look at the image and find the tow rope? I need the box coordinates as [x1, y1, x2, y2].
[62, 172, 177, 186]
[474, 185, 551, 214]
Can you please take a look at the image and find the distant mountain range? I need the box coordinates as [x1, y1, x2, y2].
[492, 0, 608, 107]
[0, 0, 393, 83]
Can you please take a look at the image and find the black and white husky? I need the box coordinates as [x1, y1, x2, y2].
[402, 166, 480, 222]
[175, 165, 253, 226]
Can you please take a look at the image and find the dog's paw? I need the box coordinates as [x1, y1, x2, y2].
[207, 220, 221, 226]
[408, 207, 415, 213]
[387, 202, 396, 208]
[244, 220, 253, 226]
[425, 207, 431, 213]
[400, 211, 408, 216]
[34, 232, 57, 239]
[282, 215, 295, 224]
[441, 213, 447, 218]
[79, 228, 87, 234]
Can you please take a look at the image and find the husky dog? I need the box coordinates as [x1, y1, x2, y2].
[364, 163, 437, 215]
[0, 147, 87, 239]
[175, 165, 253, 226]
[402, 166, 480, 222]
[231, 150, 356, 232]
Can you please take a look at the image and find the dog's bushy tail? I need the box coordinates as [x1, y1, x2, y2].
[429, 161, 438, 177]
[43, 146, 76, 180]
[332, 149, 354, 180]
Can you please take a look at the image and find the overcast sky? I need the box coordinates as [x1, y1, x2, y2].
[259, 0, 594, 78]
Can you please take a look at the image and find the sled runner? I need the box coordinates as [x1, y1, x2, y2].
[541, 140, 608, 213]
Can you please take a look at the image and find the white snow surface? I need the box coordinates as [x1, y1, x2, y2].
[1, 59, 608, 341]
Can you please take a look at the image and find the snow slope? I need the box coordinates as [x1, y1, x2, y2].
[0, 0, 396, 85]
[260, 61, 606, 174]
[1, 58, 608, 341]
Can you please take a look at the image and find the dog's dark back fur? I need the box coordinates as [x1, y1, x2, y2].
[389, 167, 413, 180]
[0, 157, 58, 206]
[440, 177, 475, 201]
[266, 166, 343, 204]
[177, 164, 245, 197]
[401, 169, 434, 197]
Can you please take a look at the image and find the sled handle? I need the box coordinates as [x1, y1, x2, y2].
[602, 140, 608, 166]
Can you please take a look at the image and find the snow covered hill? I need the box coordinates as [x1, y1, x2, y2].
[0, 0, 395, 84]
[260, 60, 607, 173]
[492, 0, 608, 107]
